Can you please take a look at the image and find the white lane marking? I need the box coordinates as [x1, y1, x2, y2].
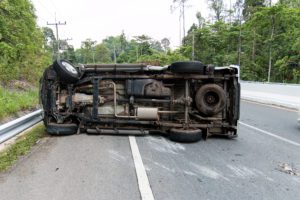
[129, 136, 155, 200]
[239, 121, 300, 146]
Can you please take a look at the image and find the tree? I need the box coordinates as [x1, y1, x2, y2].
[42, 27, 55, 47]
[196, 11, 205, 28]
[0, 0, 51, 83]
[208, 0, 225, 21]
[161, 38, 171, 52]
[242, 5, 300, 82]
[80, 39, 96, 63]
[279, 0, 300, 8]
[242, 0, 265, 19]
[103, 35, 122, 62]
[119, 30, 127, 52]
[94, 43, 111, 63]
[134, 35, 153, 57]
[61, 45, 76, 62]
[234, 0, 244, 66]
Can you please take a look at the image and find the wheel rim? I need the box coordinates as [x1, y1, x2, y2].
[61, 61, 78, 75]
[204, 91, 219, 106]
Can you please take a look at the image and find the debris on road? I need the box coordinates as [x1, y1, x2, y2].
[278, 163, 300, 176]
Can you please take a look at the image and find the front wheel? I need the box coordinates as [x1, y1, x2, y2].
[53, 59, 79, 84]
[169, 128, 202, 143]
[46, 123, 78, 136]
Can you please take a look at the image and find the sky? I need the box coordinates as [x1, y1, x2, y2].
[30, 0, 235, 49]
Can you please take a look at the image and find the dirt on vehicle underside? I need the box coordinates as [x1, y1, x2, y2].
[40, 60, 240, 142]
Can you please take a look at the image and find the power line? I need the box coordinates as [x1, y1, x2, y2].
[34, 0, 56, 19]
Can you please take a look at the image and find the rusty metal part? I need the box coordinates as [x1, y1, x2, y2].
[87, 128, 149, 135]
[158, 111, 183, 114]
[59, 93, 106, 105]
[172, 96, 193, 105]
[76, 75, 234, 86]
[112, 81, 136, 119]
[84, 64, 147, 69]
[189, 112, 222, 121]
[144, 81, 171, 97]
[184, 80, 189, 124]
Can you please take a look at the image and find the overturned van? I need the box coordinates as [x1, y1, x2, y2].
[40, 60, 240, 142]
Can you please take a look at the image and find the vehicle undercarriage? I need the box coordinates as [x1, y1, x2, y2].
[40, 60, 240, 142]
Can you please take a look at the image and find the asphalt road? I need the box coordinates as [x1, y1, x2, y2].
[0, 101, 299, 200]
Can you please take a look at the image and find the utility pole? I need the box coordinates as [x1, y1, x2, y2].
[47, 16, 66, 59]
[179, 8, 182, 46]
[171, 0, 190, 46]
[182, 2, 186, 39]
[61, 38, 72, 60]
[92, 47, 96, 64]
[192, 30, 195, 61]
[268, 15, 275, 83]
[113, 42, 117, 63]
[229, 0, 232, 24]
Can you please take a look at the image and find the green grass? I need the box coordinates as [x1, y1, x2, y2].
[0, 86, 38, 120]
[0, 124, 45, 172]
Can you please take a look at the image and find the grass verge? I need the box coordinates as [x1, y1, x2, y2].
[0, 86, 38, 120]
[0, 124, 45, 172]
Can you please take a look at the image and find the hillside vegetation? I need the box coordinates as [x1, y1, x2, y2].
[0, 0, 50, 84]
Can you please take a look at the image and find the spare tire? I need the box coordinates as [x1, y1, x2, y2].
[170, 61, 205, 74]
[169, 128, 202, 143]
[195, 84, 226, 116]
[53, 59, 79, 84]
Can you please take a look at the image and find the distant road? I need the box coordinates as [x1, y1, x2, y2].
[0, 101, 300, 200]
[241, 81, 300, 109]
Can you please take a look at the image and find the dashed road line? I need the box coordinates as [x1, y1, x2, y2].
[239, 121, 300, 146]
[129, 136, 155, 200]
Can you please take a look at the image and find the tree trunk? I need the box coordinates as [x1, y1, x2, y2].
[267, 15, 275, 82]
[237, 19, 242, 66]
[252, 28, 256, 62]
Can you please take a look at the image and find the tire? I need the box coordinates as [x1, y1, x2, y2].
[195, 84, 226, 116]
[53, 59, 79, 84]
[170, 61, 205, 74]
[46, 123, 78, 135]
[169, 128, 202, 143]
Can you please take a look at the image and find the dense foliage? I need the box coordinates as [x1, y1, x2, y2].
[182, 3, 300, 83]
[65, 33, 187, 66]
[0, 0, 51, 83]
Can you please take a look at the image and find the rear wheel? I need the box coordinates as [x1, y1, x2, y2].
[46, 123, 78, 135]
[169, 128, 202, 143]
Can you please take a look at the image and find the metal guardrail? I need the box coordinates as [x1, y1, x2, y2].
[0, 109, 43, 144]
